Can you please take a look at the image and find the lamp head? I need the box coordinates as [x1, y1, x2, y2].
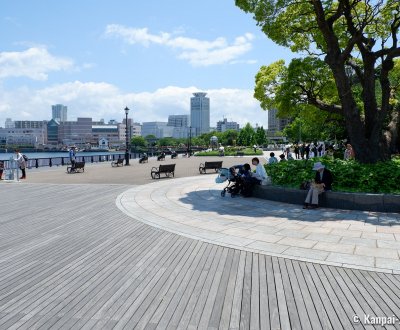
[124, 106, 129, 115]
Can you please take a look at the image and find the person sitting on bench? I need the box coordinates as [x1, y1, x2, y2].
[303, 162, 333, 209]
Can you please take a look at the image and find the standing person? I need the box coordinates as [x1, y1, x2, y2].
[305, 143, 310, 159]
[294, 144, 300, 159]
[0, 160, 4, 180]
[300, 143, 305, 159]
[344, 143, 355, 160]
[69, 146, 76, 168]
[15, 149, 26, 179]
[303, 162, 333, 209]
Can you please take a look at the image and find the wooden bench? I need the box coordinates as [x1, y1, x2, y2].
[139, 155, 148, 163]
[199, 161, 223, 174]
[151, 164, 176, 179]
[67, 161, 85, 173]
[157, 153, 166, 161]
[111, 158, 124, 167]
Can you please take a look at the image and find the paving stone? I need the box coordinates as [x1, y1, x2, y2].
[313, 241, 355, 254]
[276, 237, 317, 249]
[326, 253, 375, 268]
[354, 246, 399, 259]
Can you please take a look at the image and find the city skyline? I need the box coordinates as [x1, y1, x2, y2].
[0, 0, 294, 128]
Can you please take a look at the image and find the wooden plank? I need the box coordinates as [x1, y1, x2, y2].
[196, 247, 229, 329]
[291, 260, 323, 330]
[258, 254, 270, 330]
[228, 250, 246, 330]
[298, 262, 332, 330]
[127, 241, 206, 329]
[273, 257, 291, 330]
[250, 254, 260, 330]
[239, 252, 253, 330]
[164, 244, 215, 330]
[313, 264, 356, 330]
[187, 246, 225, 329]
[284, 259, 312, 330]
[306, 263, 344, 329]
[218, 249, 241, 330]
[265, 255, 280, 330]
[175, 245, 219, 330]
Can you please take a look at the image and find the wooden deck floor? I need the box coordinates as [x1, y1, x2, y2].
[0, 184, 399, 329]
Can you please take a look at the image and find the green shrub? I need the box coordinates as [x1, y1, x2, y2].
[196, 148, 263, 156]
[265, 156, 400, 194]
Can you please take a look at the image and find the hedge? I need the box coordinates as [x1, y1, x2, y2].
[264, 156, 400, 194]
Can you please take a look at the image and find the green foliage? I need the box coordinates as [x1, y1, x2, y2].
[196, 148, 263, 156]
[265, 157, 400, 194]
[130, 136, 147, 147]
[236, 0, 400, 163]
[237, 123, 256, 146]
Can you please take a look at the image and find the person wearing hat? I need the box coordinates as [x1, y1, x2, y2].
[303, 162, 333, 209]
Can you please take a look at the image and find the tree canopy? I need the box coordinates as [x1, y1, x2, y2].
[236, 0, 400, 163]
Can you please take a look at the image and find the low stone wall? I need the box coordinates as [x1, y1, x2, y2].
[253, 185, 400, 213]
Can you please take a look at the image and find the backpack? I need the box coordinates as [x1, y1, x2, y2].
[23, 154, 29, 162]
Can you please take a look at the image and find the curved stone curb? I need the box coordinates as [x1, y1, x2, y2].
[116, 176, 400, 274]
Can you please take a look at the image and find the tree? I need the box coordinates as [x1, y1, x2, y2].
[236, 0, 400, 163]
[130, 136, 147, 148]
[220, 129, 239, 146]
[237, 123, 256, 146]
[255, 126, 267, 145]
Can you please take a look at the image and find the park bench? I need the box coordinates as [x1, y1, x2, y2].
[199, 161, 223, 174]
[139, 155, 148, 163]
[151, 164, 176, 179]
[67, 161, 85, 173]
[111, 158, 124, 167]
[236, 151, 245, 157]
[157, 153, 166, 161]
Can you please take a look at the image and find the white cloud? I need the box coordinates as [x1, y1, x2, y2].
[0, 83, 266, 128]
[104, 24, 255, 66]
[0, 47, 74, 80]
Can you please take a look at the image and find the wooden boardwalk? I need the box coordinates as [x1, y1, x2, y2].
[0, 184, 399, 329]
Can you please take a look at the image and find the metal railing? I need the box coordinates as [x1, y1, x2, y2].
[1, 153, 128, 169]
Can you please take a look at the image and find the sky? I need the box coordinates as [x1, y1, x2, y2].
[0, 0, 294, 129]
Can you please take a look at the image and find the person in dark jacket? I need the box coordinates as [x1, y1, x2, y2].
[303, 162, 333, 209]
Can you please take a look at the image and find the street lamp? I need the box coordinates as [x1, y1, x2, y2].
[124, 106, 130, 165]
[188, 126, 192, 157]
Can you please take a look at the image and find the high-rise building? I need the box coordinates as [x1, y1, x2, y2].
[268, 108, 291, 135]
[168, 115, 189, 128]
[190, 92, 210, 136]
[52, 104, 68, 122]
[141, 122, 173, 139]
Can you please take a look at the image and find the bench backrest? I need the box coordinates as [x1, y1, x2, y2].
[75, 162, 85, 168]
[117, 158, 123, 163]
[158, 164, 176, 172]
[204, 161, 223, 168]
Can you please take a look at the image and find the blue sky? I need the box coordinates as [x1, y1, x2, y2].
[0, 0, 294, 128]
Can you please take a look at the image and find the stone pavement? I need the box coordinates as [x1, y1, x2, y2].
[117, 176, 400, 274]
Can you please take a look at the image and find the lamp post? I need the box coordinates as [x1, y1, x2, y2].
[124, 106, 130, 165]
[188, 126, 192, 157]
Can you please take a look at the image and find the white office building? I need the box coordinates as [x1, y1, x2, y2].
[216, 118, 240, 132]
[141, 122, 174, 139]
[168, 115, 189, 128]
[190, 92, 210, 137]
